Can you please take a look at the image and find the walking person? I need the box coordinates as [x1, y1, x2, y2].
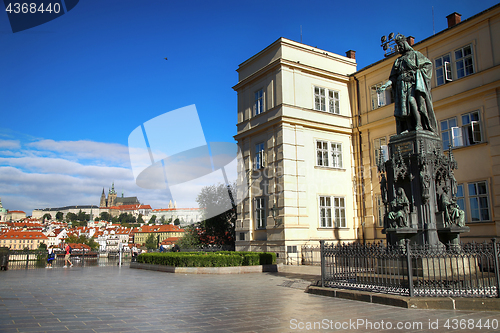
[63, 243, 73, 268]
[46, 245, 55, 268]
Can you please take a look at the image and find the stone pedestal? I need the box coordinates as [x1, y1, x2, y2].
[380, 130, 468, 248]
[438, 226, 471, 252]
[383, 227, 418, 248]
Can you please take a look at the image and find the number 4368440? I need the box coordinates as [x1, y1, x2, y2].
[5, 3, 61, 14]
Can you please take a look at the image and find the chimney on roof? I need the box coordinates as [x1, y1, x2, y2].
[447, 12, 462, 28]
[345, 50, 356, 60]
[406, 36, 415, 47]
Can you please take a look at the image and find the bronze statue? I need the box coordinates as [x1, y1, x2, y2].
[388, 187, 410, 228]
[439, 186, 465, 227]
[378, 35, 438, 135]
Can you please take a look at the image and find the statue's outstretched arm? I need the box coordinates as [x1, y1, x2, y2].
[377, 80, 392, 93]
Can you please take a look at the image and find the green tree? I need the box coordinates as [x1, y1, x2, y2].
[137, 214, 144, 224]
[55, 212, 64, 221]
[160, 216, 165, 224]
[174, 218, 180, 226]
[176, 225, 201, 249]
[66, 212, 78, 222]
[42, 213, 52, 221]
[99, 211, 111, 221]
[127, 214, 136, 224]
[196, 182, 236, 246]
[38, 242, 47, 250]
[149, 215, 156, 224]
[64, 234, 99, 250]
[77, 210, 90, 222]
[144, 234, 158, 250]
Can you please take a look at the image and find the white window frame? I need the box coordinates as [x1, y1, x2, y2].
[255, 197, 266, 229]
[440, 117, 460, 149]
[370, 83, 393, 110]
[467, 181, 490, 222]
[314, 86, 340, 114]
[435, 53, 452, 86]
[319, 196, 332, 228]
[254, 89, 264, 116]
[456, 183, 466, 221]
[331, 143, 342, 168]
[454, 44, 474, 79]
[440, 111, 483, 150]
[373, 137, 388, 164]
[376, 195, 384, 227]
[316, 140, 329, 167]
[319, 196, 346, 228]
[328, 90, 340, 114]
[254, 142, 265, 170]
[315, 140, 343, 169]
[314, 86, 326, 111]
[461, 111, 482, 146]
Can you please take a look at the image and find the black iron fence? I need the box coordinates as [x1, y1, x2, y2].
[301, 245, 322, 266]
[320, 239, 500, 298]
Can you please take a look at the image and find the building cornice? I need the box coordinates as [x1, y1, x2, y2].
[351, 3, 500, 77]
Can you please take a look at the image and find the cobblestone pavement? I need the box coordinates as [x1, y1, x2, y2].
[0, 265, 499, 332]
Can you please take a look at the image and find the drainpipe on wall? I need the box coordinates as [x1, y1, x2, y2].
[354, 75, 366, 244]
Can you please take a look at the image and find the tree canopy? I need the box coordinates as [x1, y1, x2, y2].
[176, 225, 201, 249]
[64, 234, 99, 250]
[195, 182, 236, 246]
[99, 211, 111, 221]
[144, 234, 158, 250]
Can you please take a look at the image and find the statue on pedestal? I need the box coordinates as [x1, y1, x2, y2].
[439, 186, 465, 227]
[378, 34, 438, 135]
[388, 187, 410, 228]
[378, 32, 469, 247]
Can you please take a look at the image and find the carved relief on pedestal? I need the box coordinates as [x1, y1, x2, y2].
[387, 187, 410, 229]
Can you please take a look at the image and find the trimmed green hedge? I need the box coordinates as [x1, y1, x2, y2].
[137, 251, 276, 267]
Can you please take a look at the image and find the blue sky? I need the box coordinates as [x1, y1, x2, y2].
[0, 0, 497, 215]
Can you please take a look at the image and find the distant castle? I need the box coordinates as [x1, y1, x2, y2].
[99, 183, 140, 208]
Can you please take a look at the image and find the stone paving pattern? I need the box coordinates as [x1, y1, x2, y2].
[0, 265, 499, 332]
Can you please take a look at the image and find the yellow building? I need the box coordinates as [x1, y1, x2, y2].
[350, 5, 500, 243]
[233, 38, 358, 262]
[133, 224, 185, 246]
[0, 230, 48, 250]
[233, 5, 500, 260]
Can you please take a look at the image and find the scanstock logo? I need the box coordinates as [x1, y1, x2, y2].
[3, 0, 79, 33]
[128, 105, 248, 219]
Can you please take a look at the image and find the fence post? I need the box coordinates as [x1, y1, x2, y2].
[320, 240, 325, 288]
[492, 239, 500, 298]
[82, 248, 85, 267]
[25, 249, 29, 269]
[405, 239, 414, 297]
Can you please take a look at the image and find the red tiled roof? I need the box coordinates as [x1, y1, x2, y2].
[153, 208, 200, 212]
[67, 243, 91, 250]
[0, 230, 48, 239]
[136, 225, 185, 233]
[6, 222, 43, 227]
[161, 237, 181, 245]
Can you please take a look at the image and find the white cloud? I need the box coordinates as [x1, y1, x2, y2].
[0, 136, 248, 215]
[27, 139, 131, 166]
[0, 139, 21, 150]
[0, 137, 188, 215]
